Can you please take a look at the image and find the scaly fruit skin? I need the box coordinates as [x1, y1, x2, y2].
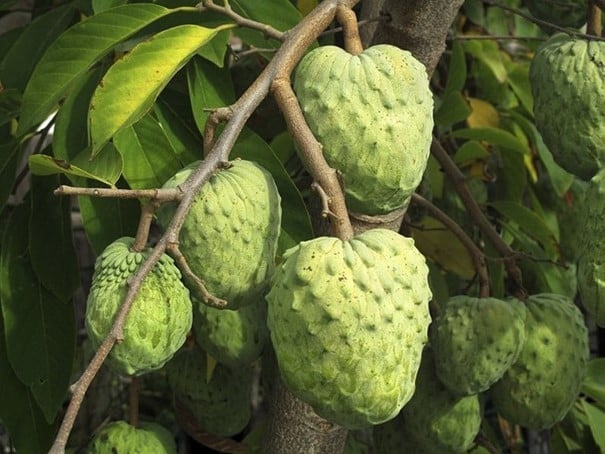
[490, 293, 589, 429]
[577, 169, 605, 327]
[192, 299, 268, 368]
[525, 0, 587, 30]
[294, 44, 434, 215]
[165, 346, 252, 437]
[85, 237, 192, 376]
[530, 34, 605, 180]
[157, 159, 281, 309]
[266, 228, 432, 429]
[430, 296, 527, 396]
[374, 349, 481, 454]
[87, 421, 176, 453]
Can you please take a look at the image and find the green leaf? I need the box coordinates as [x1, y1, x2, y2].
[17, 3, 173, 135]
[507, 61, 533, 114]
[434, 91, 471, 127]
[582, 358, 605, 406]
[0, 202, 76, 423]
[77, 187, 140, 255]
[491, 200, 558, 259]
[0, 313, 55, 454]
[114, 113, 182, 189]
[90, 23, 233, 154]
[0, 4, 77, 92]
[152, 99, 202, 165]
[583, 400, 605, 451]
[463, 39, 508, 83]
[92, 0, 127, 13]
[454, 140, 490, 165]
[452, 127, 530, 154]
[444, 41, 467, 95]
[231, 128, 313, 250]
[197, 28, 230, 67]
[187, 54, 236, 136]
[0, 139, 20, 213]
[0, 88, 21, 127]
[29, 174, 80, 301]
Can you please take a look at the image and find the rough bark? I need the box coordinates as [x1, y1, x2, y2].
[360, 0, 465, 75]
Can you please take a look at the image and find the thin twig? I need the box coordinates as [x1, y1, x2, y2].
[203, 107, 233, 156]
[335, 4, 363, 55]
[450, 34, 545, 41]
[311, 181, 341, 221]
[320, 16, 385, 37]
[53, 185, 181, 201]
[411, 193, 490, 298]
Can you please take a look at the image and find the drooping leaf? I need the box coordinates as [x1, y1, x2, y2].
[463, 39, 508, 83]
[29, 174, 79, 301]
[452, 127, 530, 155]
[90, 23, 233, 154]
[0, 139, 19, 213]
[17, 3, 174, 135]
[197, 28, 230, 67]
[582, 358, 605, 407]
[507, 61, 533, 114]
[0, 313, 55, 454]
[444, 41, 467, 95]
[454, 140, 490, 166]
[0, 4, 77, 93]
[583, 400, 605, 452]
[0, 202, 76, 423]
[92, 0, 127, 14]
[434, 91, 471, 127]
[152, 99, 202, 165]
[113, 113, 182, 189]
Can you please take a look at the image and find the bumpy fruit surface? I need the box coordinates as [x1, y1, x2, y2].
[88, 421, 176, 453]
[576, 169, 605, 327]
[157, 159, 281, 309]
[374, 349, 481, 454]
[525, 0, 587, 30]
[530, 33, 605, 180]
[266, 228, 432, 429]
[85, 237, 192, 376]
[430, 296, 527, 395]
[165, 346, 252, 437]
[192, 299, 268, 368]
[294, 44, 434, 215]
[490, 293, 589, 429]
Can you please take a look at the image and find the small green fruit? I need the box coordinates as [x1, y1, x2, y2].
[267, 229, 432, 429]
[490, 293, 589, 429]
[294, 44, 434, 214]
[87, 421, 176, 454]
[430, 296, 526, 395]
[157, 159, 281, 309]
[85, 237, 192, 376]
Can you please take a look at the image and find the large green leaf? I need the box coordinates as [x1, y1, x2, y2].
[434, 91, 471, 128]
[89, 23, 233, 154]
[0, 139, 19, 213]
[29, 174, 80, 302]
[114, 113, 182, 189]
[444, 41, 467, 95]
[582, 358, 605, 407]
[583, 400, 605, 452]
[0, 202, 76, 423]
[452, 127, 530, 155]
[197, 28, 230, 67]
[0, 313, 55, 454]
[152, 99, 202, 165]
[17, 3, 173, 135]
[0, 4, 77, 93]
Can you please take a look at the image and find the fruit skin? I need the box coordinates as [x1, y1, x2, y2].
[530, 33, 605, 180]
[266, 228, 432, 429]
[87, 420, 176, 453]
[294, 44, 434, 215]
[85, 237, 192, 376]
[577, 169, 605, 327]
[157, 159, 281, 309]
[165, 346, 252, 437]
[374, 349, 482, 454]
[192, 299, 268, 368]
[525, 0, 587, 30]
[490, 293, 589, 429]
[430, 296, 527, 396]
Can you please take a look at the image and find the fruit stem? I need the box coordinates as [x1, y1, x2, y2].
[336, 5, 364, 55]
[129, 376, 141, 428]
[132, 201, 157, 252]
[587, 1, 603, 36]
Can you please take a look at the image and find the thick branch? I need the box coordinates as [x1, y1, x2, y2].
[335, 4, 364, 55]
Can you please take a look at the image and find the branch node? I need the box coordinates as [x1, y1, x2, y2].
[311, 181, 341, 220]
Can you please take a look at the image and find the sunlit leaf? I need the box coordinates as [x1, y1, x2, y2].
[28, 151, 121, 187]
[197, 29, 230, 67]
[153, 99, 202, 165]
[466, 97, 499, 128]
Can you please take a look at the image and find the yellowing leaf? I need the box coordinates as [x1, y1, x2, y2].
[411, 216, 475, 280]
[466, 97, 499, 128]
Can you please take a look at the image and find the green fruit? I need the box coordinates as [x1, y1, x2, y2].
[374, 349, 482, 454]
[490, 293, 589, 429]
[157, 159, 281, 309]
[87, 421, 176, 453]
[530, 33, 605, 180]
[294, 44, 434, 215]
[266, 228, 432, 429]
[192, 299, 268, 368]
[85, 237, 192, 376]
[576, 169, 605, 327]
[430, 296, 527, 396]
[525, 0, 587, 30]
[165, 346, 252, 437]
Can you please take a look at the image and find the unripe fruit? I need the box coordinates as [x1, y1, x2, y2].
[87, 421, 176, 453]
[266, 229, 432, 429]
[490, 293, 589, 429]
[530, 33, 605, 180]
[294, 44, 434, 215]
[85, 237, 192, 376]
[157, 159, 281, 309]
[430, 296, 527, 396]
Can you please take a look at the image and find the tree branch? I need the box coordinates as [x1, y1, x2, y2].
[53, 185, 181, 201]
[587, 1, 603, 36]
